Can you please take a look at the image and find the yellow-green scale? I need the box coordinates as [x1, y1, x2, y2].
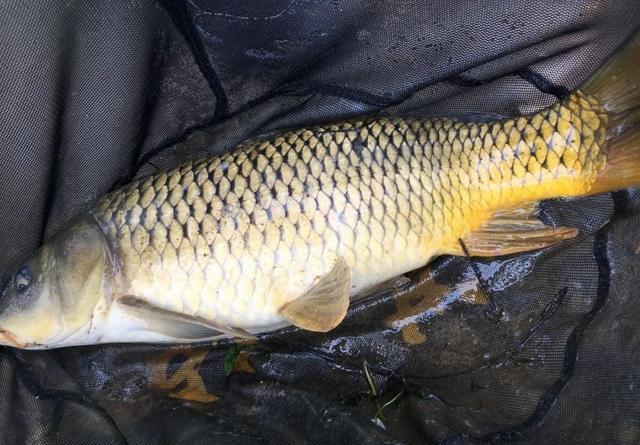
[90, 91, 608, 331]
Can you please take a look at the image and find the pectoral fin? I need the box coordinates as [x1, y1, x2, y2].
[456, 201, 578, 257]
[117, 295, 255, 340]
[279, 256, 351, 332]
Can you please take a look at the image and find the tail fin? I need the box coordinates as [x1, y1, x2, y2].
[583, 30, 640, 194]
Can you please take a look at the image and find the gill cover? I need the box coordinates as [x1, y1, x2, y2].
[53, 217, 114, 323]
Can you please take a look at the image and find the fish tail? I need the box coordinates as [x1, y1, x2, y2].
[584, 30, 640, 194]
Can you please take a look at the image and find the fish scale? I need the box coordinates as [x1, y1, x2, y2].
[91, 91, 608, 331]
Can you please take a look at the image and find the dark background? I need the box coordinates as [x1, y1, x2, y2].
[0, 1, 639, 444]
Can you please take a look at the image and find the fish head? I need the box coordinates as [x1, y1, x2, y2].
[0, 217, 114, 349]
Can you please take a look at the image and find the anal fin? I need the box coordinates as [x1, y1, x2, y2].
[279, 255, 351, 332]
[457, 202, 578, 257]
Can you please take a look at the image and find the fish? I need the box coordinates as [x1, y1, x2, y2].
[1, 33, 639, 349]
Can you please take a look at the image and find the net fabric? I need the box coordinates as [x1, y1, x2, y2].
[0, 1, 639, 444]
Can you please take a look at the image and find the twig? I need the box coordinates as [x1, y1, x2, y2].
[458, 239, 502, 321]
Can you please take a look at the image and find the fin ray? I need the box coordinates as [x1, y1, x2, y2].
[455, 202, 578, 257]
[584, 31, 640, 194]
[278, 256, 351, 332]
[117, 295, 255, 340]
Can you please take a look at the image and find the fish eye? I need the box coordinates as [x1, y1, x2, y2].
[15, 266, 32, 292]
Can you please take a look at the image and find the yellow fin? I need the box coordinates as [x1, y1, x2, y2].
[582, 30, 640, 117]
[583, 31, 640, 194]
[457, 202, 578, 257]
[279, 256, 351, 332]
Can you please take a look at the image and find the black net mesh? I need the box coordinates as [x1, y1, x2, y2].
[1, 1, 639, 444]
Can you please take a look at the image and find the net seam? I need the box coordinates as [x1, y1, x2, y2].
[158, 0, 229, 118]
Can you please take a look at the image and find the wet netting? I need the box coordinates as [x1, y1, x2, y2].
[1, 1, 639, 444]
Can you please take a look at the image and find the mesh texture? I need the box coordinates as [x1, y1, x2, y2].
[0, 1, 639, 444]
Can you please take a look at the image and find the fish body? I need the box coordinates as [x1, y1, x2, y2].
[91, 91, 605, 337]
[1, 34, 638, 348]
